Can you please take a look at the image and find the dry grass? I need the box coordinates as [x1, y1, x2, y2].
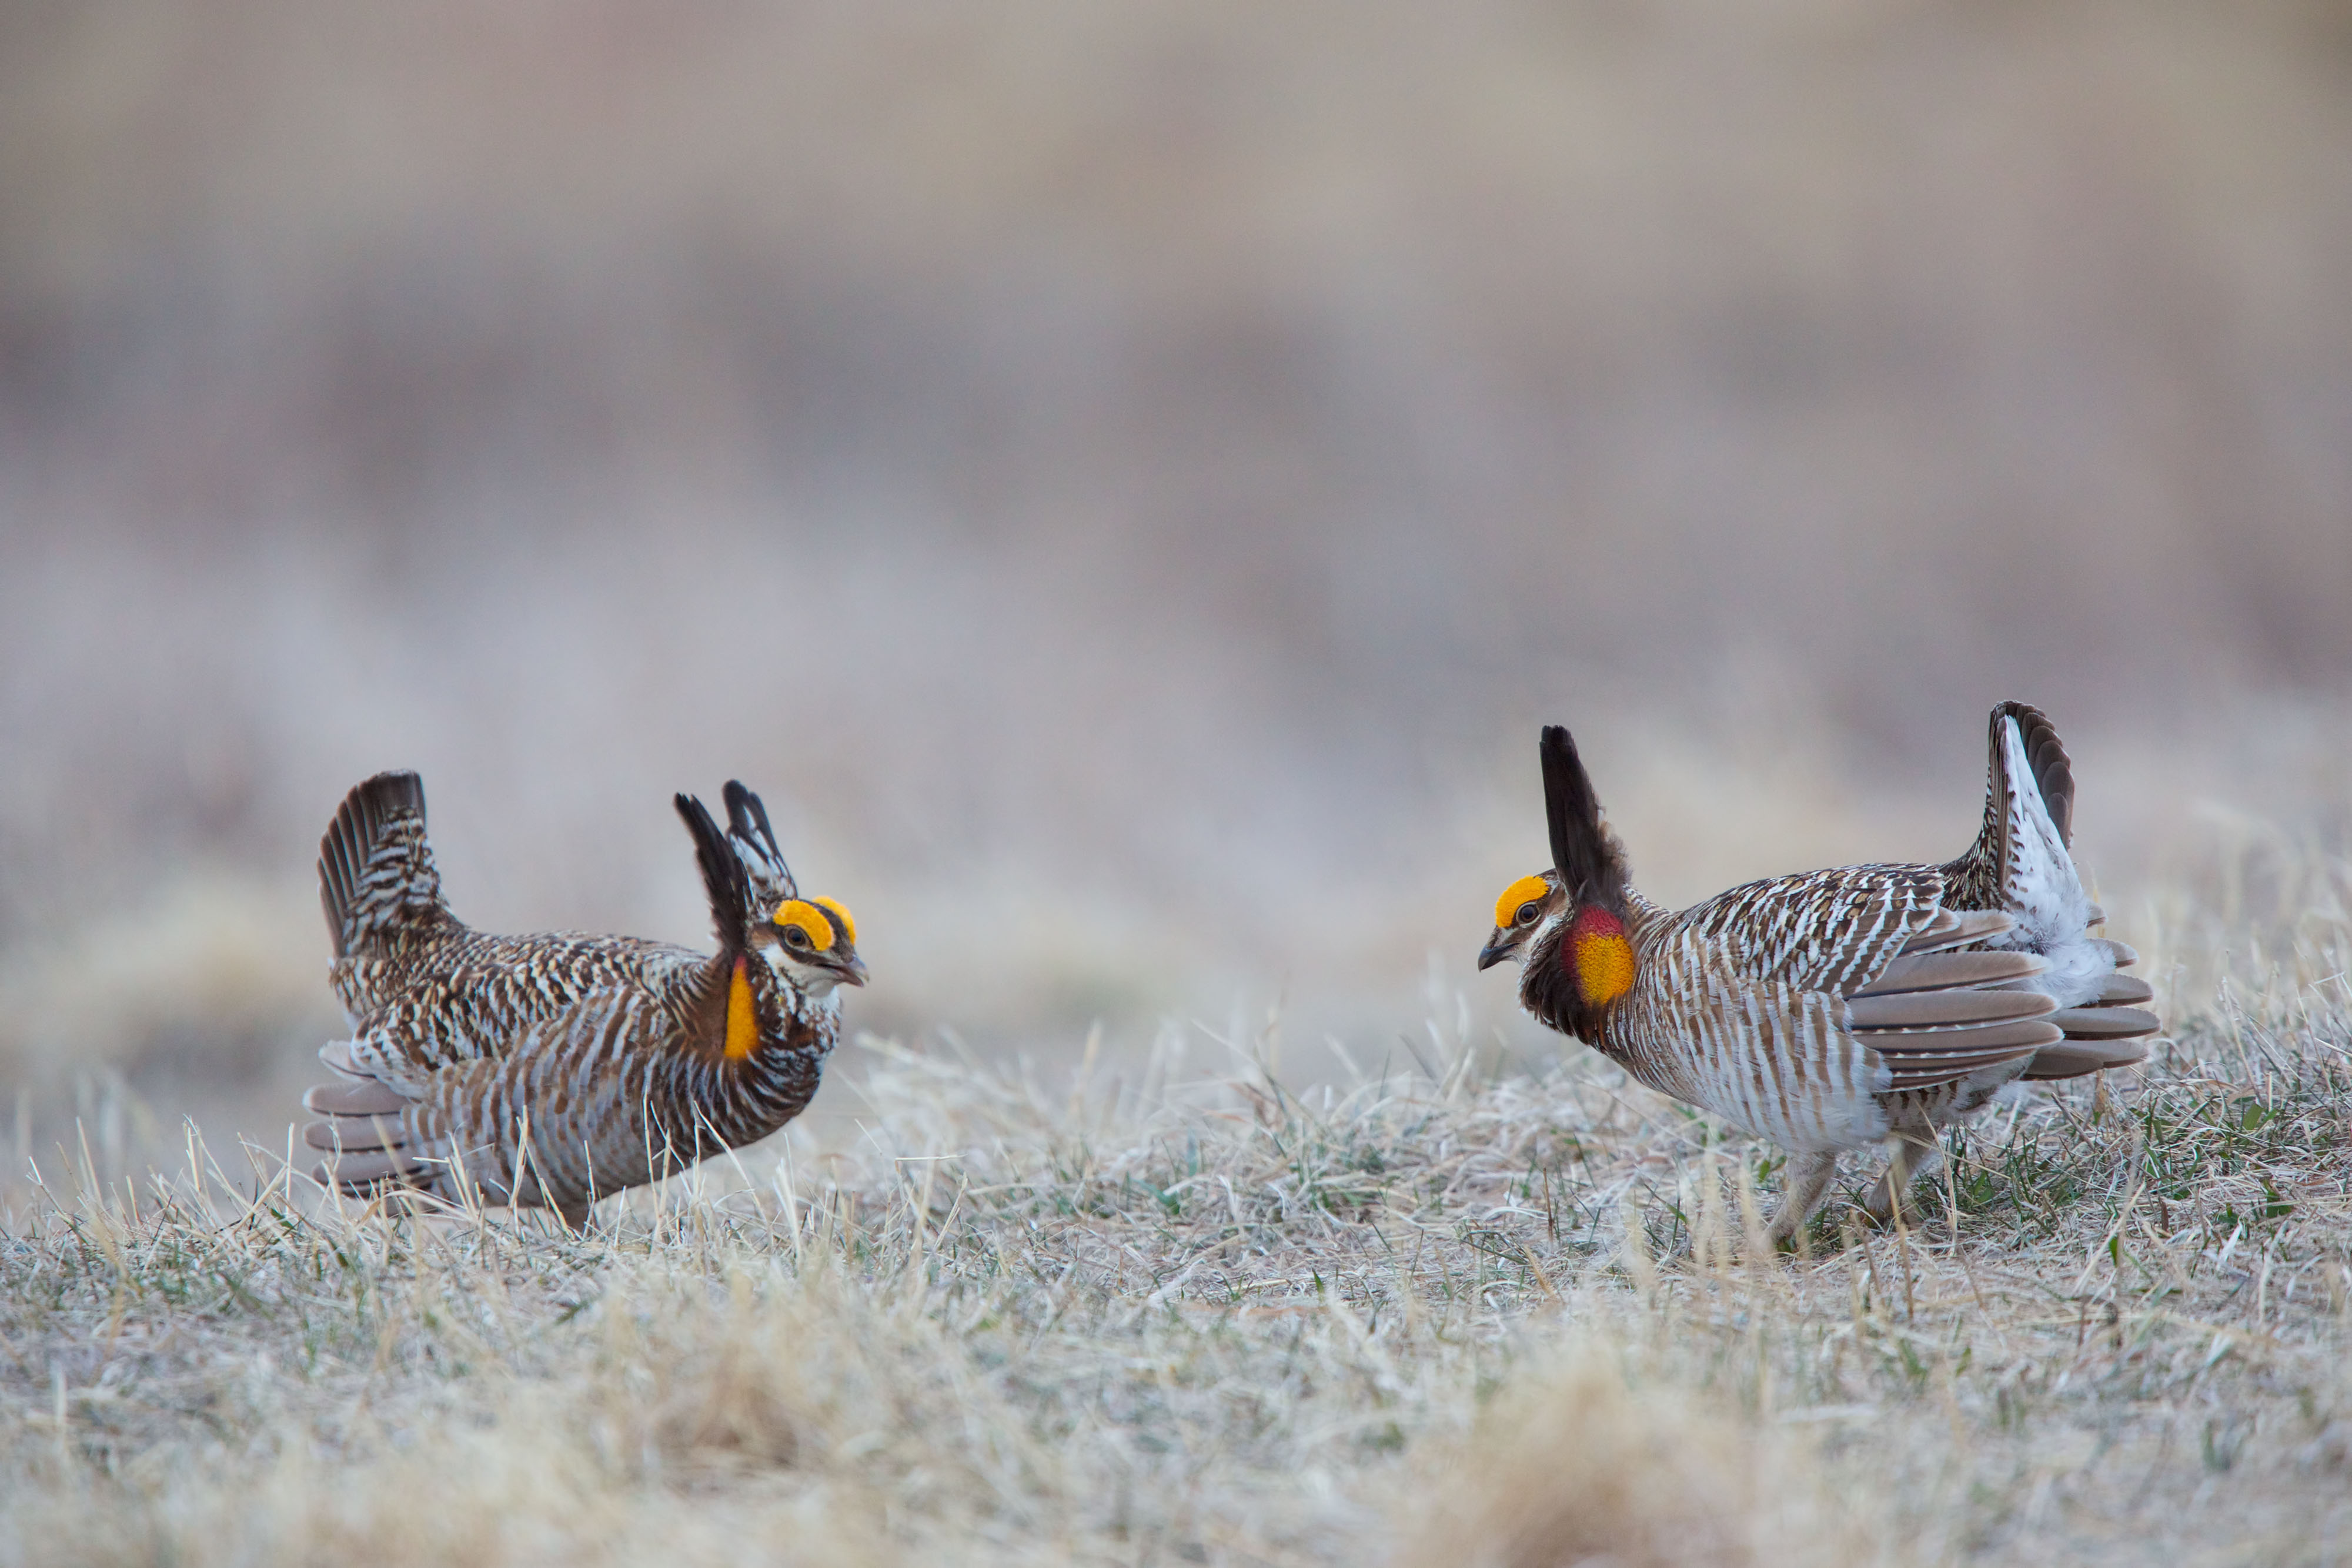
[4, 871, 2348, 1567]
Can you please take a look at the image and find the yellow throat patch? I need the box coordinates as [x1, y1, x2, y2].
[771, 899, 837, 951]
[1494, 874, 1552, 931]
[725, 955, 759, 1060]
[1566, 907, 1636, 1007]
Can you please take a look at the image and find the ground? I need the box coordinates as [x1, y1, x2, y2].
[2, 955, 2348, 1567]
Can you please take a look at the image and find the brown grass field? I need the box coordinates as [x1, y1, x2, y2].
[4, 841, 2346, 1568]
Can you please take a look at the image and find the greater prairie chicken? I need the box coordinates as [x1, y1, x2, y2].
[303, 772, 865, 1224]
[1478, 703, 2157, 1244]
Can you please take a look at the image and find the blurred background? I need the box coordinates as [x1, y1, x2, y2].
[2, 1, 2348, 1178]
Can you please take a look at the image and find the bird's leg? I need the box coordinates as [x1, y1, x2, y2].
[1863, 1108, 1941, 1227]
[1765, 1150, 1842, 1249]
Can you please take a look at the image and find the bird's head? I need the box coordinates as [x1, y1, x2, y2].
[1476, 724, 1637, 1021]
[1478, 870, 1635, 1009]
[756, 894, 868, 997]
[1476, 869, 1562, 971]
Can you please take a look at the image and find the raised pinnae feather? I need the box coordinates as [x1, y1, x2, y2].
[721, 780, 799, 901]
[674, 792, 750, 954]
[1539, 724, 1626, 911]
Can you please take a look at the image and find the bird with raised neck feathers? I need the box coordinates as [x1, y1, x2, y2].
[1478, 703, 2157, 1245]
[304, 773, 865, 1225]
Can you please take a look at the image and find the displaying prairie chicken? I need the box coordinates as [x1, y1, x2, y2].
[304, 771, 865, 1224]
[1478, 703, 2158, 1244]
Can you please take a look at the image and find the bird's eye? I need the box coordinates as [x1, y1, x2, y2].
[1516, 902, 1540, 925]
[783, 926, 810, 948]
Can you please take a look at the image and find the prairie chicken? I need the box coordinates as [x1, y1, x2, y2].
[303, 771, 865, 1224]
[1478, 703, 2158, 1244]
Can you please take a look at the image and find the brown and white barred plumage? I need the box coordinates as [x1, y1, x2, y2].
[304, 773, 864, 1224]
[1480, 703, 2158, 1243]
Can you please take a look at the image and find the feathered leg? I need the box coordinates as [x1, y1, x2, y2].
[1864, 1105, 1942, 1225]
[1766, 1151, 1842, 1248]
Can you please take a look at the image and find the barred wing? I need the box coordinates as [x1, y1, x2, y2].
[1611, 869, 2062, 1150]
[311, 984, 697, 1215]
[340, 933, 700, 1075]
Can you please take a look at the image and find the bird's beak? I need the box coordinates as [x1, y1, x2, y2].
[1476, 932, 1514, 971]
[833, 951, 869, 988]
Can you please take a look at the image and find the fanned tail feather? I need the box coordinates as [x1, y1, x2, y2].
[2021, 1036, 2151, 1081]
[1950, 711, 2161, 1071]
[1980, 700, 2075, 857]
[1986, 710, 2093, 945]
[2027, 964, 2159, 1074]
[2003, 701, 2075, 848]
[1936, 706, 2150, 1037]
[318, 771, 450, 959]
[306, 1043, 430, 1192]
[1943, 702, 2074, 908]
